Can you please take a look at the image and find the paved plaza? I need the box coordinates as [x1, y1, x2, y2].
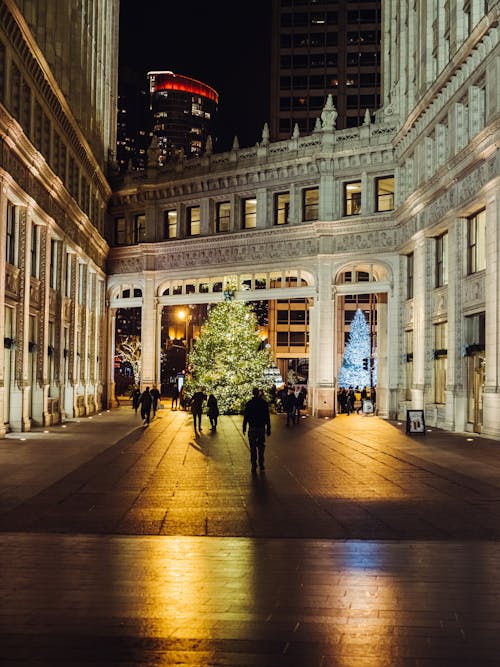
[1, 404, 500, 665]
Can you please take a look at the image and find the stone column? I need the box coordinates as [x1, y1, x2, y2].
[410, 234, 427, 409]
[140, 272, 156, 389]
[0, 179, 7, 437]
[11, 207, 32, 431]
[482, 193, 500, 437]
[446, 219, 466, 430]
[312, 260, 335, 417]
[107, 306, 118, 408]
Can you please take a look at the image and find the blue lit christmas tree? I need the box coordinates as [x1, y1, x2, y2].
[338, 308, 376, 388]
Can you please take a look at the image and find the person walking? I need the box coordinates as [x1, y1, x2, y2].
[190, 389, 207, 433]
[284, 385, 297, 426]
[242, 387, 271, 474]
[294, 387, 307, 423]
[207, 394, 219, 431]
[131, 387, 141, 414]
[357, 386, 368, 414]
[171, 384, 179, 409]
[138, 386, 153, 425]
[150, 385, 161, 416]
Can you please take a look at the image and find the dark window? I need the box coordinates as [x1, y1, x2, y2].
[407, 253, 414, 299]
[435, 233, 448, 287]
[467, 210, 486, 274]
[5, 202, 17, 265]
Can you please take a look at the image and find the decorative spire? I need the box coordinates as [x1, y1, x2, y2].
[363, 109, 372, 126]
[232, 135, 240, 151]
[313, 117, 322, 132]
[292, 123, 300, 139]
[205, 135, 213, 155]
[261, 122, 270, 145]
[321, 94, 338, 130]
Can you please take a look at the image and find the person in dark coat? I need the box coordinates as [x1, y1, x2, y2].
[190, 389, 207, 433]
[207, 394, 219, 431]
[131, 387, 141, 413]
[283, 385, 297, 426]
[150, 385, 161, 415]
[138, 386, 153, 424]
[242, 388, 271, 473]
[171, 384, 179, 409]
[293, 387, 307, 423]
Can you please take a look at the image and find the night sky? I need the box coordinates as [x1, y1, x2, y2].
[118, 1, 272, 152]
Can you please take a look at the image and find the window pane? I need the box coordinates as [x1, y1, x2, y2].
[376, 176, 394, 212]
[242, 198, 257, 229]
[303, 187, 319, 221]
[216, 202, 230, 232]
[344, 181, 362, 216]
[164, 210, 177, 239]
[274, 192, 290, 225]
[188, 206, 201, 236]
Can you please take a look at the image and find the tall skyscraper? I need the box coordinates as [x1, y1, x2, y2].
[148, 71, 218, 166]
[270, 0, 381, 140]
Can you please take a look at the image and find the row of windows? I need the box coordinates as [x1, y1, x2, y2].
[406, 210, 486, 299]
[0, 42, 104, 233]
[279, 52, 380, 70]
[280, 10, 380, 27]
[5, 202, 102, 306]
[280, 30, 380, 49]
[114, 177, 395, 246]
[280, 94, 380, 112]
[280, 73, 380, 90]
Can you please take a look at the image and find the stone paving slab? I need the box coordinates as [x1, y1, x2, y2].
[1, 407, 500, 539]
[1, 533, 500, 666]
[2, 407, 500, 665]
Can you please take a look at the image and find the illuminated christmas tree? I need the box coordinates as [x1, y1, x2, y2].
[184, 300, 273, 414]
[338, 308, 375, 388]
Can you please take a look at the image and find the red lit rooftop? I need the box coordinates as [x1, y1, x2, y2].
[148, 71, 219, 104]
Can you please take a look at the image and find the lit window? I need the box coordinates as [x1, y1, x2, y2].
[274, 192, 290, 225]
[242, 198, 257, 229]
[188, 206, 201, 236]
[467, 210, 486, 274]
[375, 176, 394, 212]
[164, 210, 177, 239]
[344, 181, 362, 216]
[216, 202, 230, 232]
[435, 233, 448, 287]
[302, 187, 319, 222]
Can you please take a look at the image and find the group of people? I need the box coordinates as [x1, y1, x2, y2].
[278, 385, 307, 426]
[129, 383, 294, 475]
[185, 390, 219, 433]
[131, 385, 161, 424]
[337, 385, 376, 415]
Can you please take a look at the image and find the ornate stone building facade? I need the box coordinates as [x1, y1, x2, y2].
[0, 0, 119, 434]
[108, 1, 499, 437]
[1, 1, 498, 439]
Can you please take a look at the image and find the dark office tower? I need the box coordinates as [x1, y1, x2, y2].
[270, 0, 381, 141]
[117, 67, 152, 172]
[148, 71, 219, 166]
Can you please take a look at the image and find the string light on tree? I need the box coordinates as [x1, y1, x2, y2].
[184, 300, 273, 414]
[338, 308, 376, 388]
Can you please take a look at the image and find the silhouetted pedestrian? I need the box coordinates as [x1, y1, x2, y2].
[171, 384, 179, 409]
[131, 387, 140, 414]
[243, 388, 271, 473]
[207, 394, 219, 431]
[138, 386, 153, 425]
[151, 385, 161, 415]
[190, 389, 207, 433]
